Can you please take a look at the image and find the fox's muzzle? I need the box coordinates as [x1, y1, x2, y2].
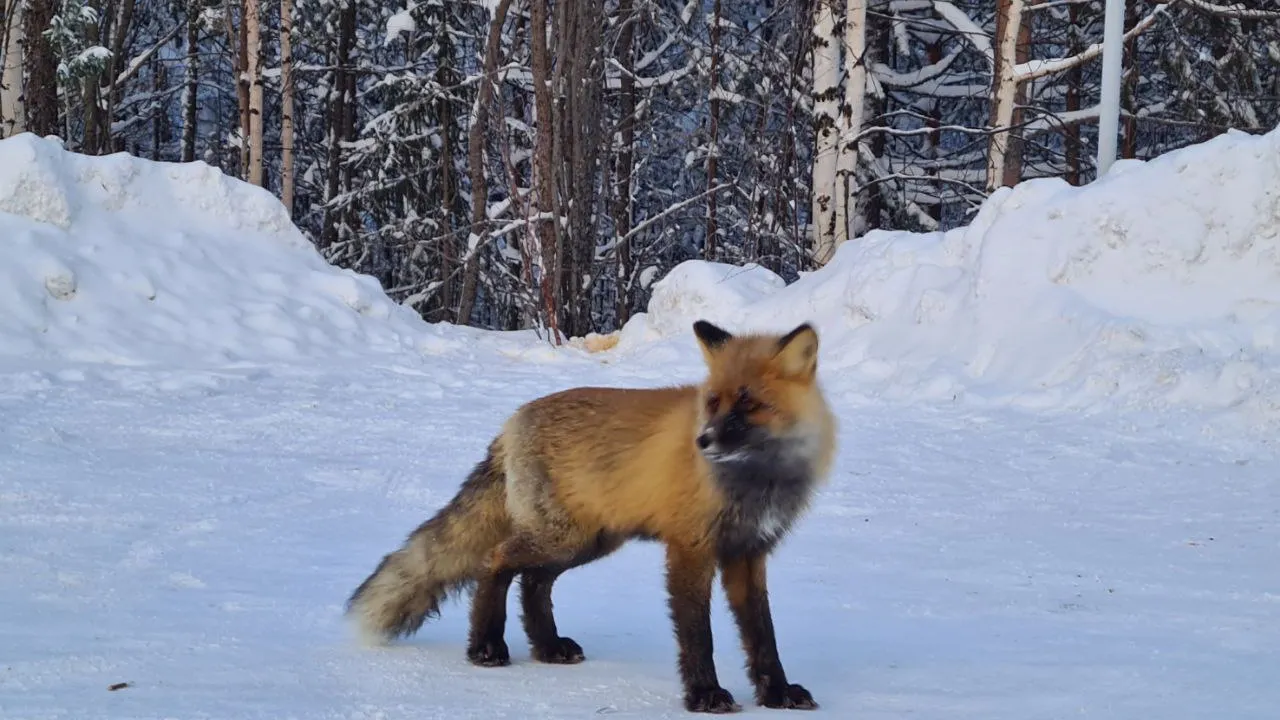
[697, 409, 755, 455]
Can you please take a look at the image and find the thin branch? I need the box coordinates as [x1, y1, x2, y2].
[1173, 0, 1280, 19]
[597, 184, 731, 259]
[1014, 5, 1170, 82]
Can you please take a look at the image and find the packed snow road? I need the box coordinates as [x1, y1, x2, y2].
[2, 359, 1276, 719]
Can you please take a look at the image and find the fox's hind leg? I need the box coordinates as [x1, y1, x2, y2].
[519, 532, 624, 664]
[467, 566, 517, 666]
[467, 530, 605, 667]
[466, 533, 548, 667]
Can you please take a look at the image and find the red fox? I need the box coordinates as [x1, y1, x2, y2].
[346, 320, 837, 713]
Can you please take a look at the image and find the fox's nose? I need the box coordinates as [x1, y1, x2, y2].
[696, 429, 714, 450]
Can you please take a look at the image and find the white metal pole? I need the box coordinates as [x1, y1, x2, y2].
[1096, 0, 1125, 177]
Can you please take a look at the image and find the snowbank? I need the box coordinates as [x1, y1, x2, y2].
[0, 133, 469, 369]
[617, 127, 1280, 424]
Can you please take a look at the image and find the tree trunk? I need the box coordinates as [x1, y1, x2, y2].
[862, 0, 890, 230]
[703, 0, 722, 261]
[1120, 0, 1139, 159]
[834, 0, 867, 245]
[81, 0, 106, 153]
[553, 0, 602, 337]
[457, 0, 513, 326]
[226, 0, 250, 177]
[1001, 10, 1032, 187]
[319, 0, 355, 249]
[182, 0, 198, 162]
[280, 0, 295, 211]
[21, 0, 55, 137]
[1, 0, 25, 138]
[433, 5, 458, 321]
[1064, 2, 1081, 185]
[529, 0, 560, 342]
[150, 53, 163, 158]
[986, 0, 1025, 193]
[809, 0, 840, 265]
[923, 34, 943, 222]
[103, 0, 136, 153]
[612, 0, 637, 326]
[245, 0, 263, 185]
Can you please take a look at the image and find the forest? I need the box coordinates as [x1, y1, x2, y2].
[2, 0, 1277, 342]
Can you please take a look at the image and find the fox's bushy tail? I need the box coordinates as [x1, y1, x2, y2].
[346, 441, 510, 642]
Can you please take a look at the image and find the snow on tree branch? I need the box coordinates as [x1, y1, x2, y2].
[931, 1, 994, 67]
[1173, 0, 1280, 20]
[1015, 4, 1170, 82]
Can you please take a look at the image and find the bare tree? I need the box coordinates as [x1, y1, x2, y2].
[280, 0, 294, 210]
[611, 0, 637, 325]
[244, 0, 263, 184]
[528, 0, 561, 342]
[704, 0, 722, 261]
[319, 0, 356, 248]
[458, 0, 513, 326]
[21, 0, 55, 136]
[987, 0, 1025, 192]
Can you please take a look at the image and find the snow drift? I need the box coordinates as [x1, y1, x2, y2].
[3, 125, 1278, 427]
[617, 127, 1280, 424]
[0, 133, 459, 369]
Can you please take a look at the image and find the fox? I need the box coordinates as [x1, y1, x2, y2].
[345, 319, 838, 713]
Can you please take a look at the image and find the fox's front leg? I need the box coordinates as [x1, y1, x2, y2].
[720, 553, 817, 710]
[665, 542, 740, 713]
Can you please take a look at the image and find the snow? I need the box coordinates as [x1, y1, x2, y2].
[0, 133, 471, 371]
[75, 45, 112, 66]
[617, 126, 1280, 436]
[931, 1, 993, 67]
[2, 129, 1280, 718]
[385, 5, 417, 45]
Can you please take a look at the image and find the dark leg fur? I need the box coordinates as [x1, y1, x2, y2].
[467, 532, 594, 667]
[720, 554, 816, 710]
[667, 544, 739, 714]
[519, 566, 584, 663]
[518, 532, 622, 664]
[467, 568, 516, 667]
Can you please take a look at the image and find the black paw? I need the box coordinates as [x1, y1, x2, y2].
[531, 636, 585, 664]
[685, 686, 741, 714]
[466, 638, 511, 667]
[759, 682, 817, 710]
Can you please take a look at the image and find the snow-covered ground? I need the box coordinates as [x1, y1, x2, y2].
[2, 129, 1279, 719]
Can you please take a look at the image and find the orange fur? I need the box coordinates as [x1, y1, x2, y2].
[346, 319, 837, 713]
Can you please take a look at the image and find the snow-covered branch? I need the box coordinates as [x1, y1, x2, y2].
[1014, 5, 1170, 82]
[932, 1, 994, 67]
[872, 48, 962, 89]
[1173, 0, 1280, 19]
[597, 184, 731, 259]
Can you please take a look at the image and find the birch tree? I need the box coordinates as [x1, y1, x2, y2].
[810, 0, 840, 264]
[1, 0, 1271, 339]
[986, 0, 1025, 192]
[279, 0, 293, 210]
[834, 0, 868, 244]
[244, 0, 262, 184]
[1, 0, 24, 137]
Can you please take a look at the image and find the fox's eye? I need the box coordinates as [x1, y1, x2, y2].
[735, 386, 769, 413]
[706, 393, 720, 413]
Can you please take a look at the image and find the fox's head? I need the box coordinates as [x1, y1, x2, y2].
[690, 319, 825, 466]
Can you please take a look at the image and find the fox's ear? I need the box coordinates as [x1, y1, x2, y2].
[693, 320, 733, 362]
[773, 323, 819, 378]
